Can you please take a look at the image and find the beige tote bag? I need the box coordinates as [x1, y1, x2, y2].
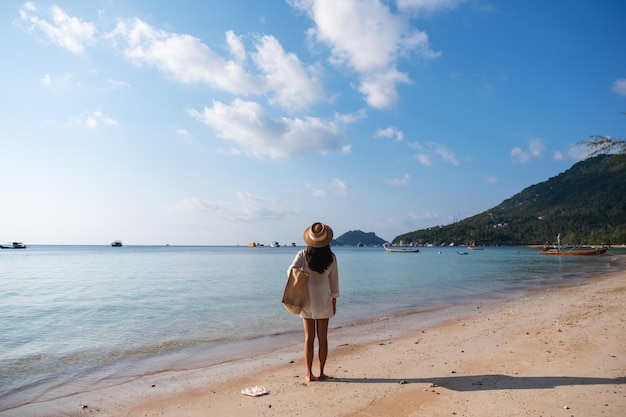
[281, 268, 310, 314]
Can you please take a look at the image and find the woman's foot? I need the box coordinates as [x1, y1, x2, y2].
[305, 373, 331, 382]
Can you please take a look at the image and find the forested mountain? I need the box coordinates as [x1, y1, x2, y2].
[394, 155, 626, 246]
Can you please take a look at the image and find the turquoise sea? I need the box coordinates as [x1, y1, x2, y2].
[1, 244, 623, 413]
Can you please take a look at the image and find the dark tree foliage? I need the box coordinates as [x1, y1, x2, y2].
[578, 112, 625, 168]
[394, 155, 626, 246]
[580, 135, 626, 157]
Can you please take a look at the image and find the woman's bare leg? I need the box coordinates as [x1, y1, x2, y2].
[316, 318, 329, 379]
[302, 318, 316, 382]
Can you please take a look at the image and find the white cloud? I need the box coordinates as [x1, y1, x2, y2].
[483, 176, 498, 184]
[397, 0, 466, 13]
[69, 108, 118, 128]
[308, 184, 327, 197]
[430, 142, 459, 165]
[528, 137, 544, 157]
[331, 178, 349, 196]
[173, 193, 298, 221]
[188, 99, 349, 158]
[359, 68, 411, 108]
[107, 19, 263, 92]
[375, 126, 404, 141]
[335, 108, 368, 124]
[41, 73, 52, 87]
[612, 79, 626, 96]
[412, 141, 459, 165]
[307, 177, 349, 197]
[106, 78, 130, 89]
[18, 3, 96, 53]
[107, 19, 323, 111]
[510, 147, 529, 164]
[225, 30, 246, 63]
[252, 34, 325, 111]
[20, 5, 326, 112]
[511, 137, 544, 163]
[416, 153, 432, 165]
[41, 73, 75, 91]
[387, 173, 410, 186]
[552, 151, 564, 161]
[567, 144, 592, 161]
[291, 0, 440, 108]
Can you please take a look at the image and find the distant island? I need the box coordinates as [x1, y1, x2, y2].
[333, 230, 386, 246]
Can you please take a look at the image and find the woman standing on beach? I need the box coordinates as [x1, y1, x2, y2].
[288, 222, 340, 382]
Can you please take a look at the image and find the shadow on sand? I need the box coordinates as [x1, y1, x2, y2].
[329, 374, 626, 391]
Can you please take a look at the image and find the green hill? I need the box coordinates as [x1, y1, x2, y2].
[394, 155, 626, 246]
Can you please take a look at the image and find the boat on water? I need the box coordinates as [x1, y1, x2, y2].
[540, 247, 608, 256]
[539, 233, 607, 255]
[0, 241, 27, 249]
[457, 251, 469, 255]
[383, 243, 419, 253]
[467, 246, 484, 250]
[111, 240, 123, 247]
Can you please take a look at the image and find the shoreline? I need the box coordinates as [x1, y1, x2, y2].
[4, 262, 626, 417]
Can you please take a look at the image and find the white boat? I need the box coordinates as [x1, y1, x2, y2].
[0, 241, 27, 249]
[111, 240, 123, 247]
[383, 243, 419, 253]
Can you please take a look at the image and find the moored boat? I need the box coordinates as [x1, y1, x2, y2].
[0, 241, 27, 249]
[540, 233, 607, 255]
[540, 247, 608, 256]
[383, 243, 419, 253]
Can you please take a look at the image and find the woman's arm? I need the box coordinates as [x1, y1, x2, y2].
[329, 257, 339, 299]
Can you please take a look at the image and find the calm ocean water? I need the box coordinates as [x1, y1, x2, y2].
[1, 244, 623, 412]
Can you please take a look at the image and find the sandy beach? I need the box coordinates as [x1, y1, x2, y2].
[7, 267, 626, 417]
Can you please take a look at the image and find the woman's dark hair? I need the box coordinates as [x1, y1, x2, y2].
[306, 245, 334, 273]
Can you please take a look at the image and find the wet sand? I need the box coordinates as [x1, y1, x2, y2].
[5, 267, 626, 417]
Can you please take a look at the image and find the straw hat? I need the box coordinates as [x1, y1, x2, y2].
[303, 222, 333, 248]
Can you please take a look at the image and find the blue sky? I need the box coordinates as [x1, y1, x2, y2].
[1, 0, 624, 245]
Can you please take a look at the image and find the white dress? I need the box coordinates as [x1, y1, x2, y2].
[288, 249, 339, 319]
